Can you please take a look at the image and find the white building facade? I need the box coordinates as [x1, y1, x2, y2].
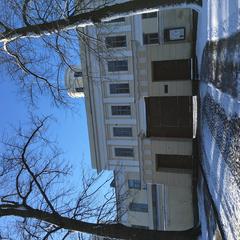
[66, 5, 198, 232]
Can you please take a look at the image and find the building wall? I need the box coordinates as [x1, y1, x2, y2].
[141, 9, 193, 98]
[78, 6, 195, 232]
[166, 185, 193, 230]
[138, 8, 194, 230]
[114, 170, 151, 229]
[127, 188, 149, 227]
[142, 138, 192, 181]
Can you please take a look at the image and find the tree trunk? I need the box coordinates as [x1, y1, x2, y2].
[0, 0, 202, 42]
[0, 206, 200, 240]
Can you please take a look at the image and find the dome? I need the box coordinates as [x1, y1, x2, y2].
[65, 66, 84, 98]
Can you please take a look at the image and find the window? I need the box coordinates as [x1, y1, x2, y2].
[129, 203, 148, 212]
[108, 60, 128, 72]
[115, 148, 134, 157]
[128, 179, 141, 189]
[111, 105, 131, 116]
[143, 33, 159, 45]
[109, 83, 129, 94]
[74, 71, 82, 77]
[142, 12, 157, 19]
[113, 127, 132, 137]
[105, 36, 126, 48]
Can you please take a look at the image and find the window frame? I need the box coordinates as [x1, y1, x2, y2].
[105, 35, 127, 48]
[107, 60, 128, 72]
[109, 83, 130, 95]
[111, 105, 131, 116]
[129, 203, 148, 212]
[114, 147, 134, 158]
[113, 127, 133, 137]
[143, 33, 159, 45]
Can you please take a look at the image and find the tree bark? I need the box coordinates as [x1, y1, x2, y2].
[0, 0, 202, 42]
[0, 206, 200, 240]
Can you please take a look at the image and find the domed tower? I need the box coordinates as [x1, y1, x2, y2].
[65, 66, 84, 98]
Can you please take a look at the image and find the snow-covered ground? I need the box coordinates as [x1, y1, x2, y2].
[196, 0, 240, 240]
[196, 0, 240, 64]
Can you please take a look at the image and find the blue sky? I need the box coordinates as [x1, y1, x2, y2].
[0, 31, 115, 234]
[0, 76, 92, 188]
[0, 64, 114, 207]
[0, 72, 115, 240]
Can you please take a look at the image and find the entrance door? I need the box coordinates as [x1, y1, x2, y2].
[145, 96, 193, 138]
[152, 59, 191, 81]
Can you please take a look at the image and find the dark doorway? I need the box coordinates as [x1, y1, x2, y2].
[155, 154, 193, 171]
[145, 96, 193, 138]
[152, 59, 191, 81]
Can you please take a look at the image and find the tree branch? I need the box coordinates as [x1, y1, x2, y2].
[19, 117, 57, 214]
[4, 42, 56, 89]
[22, 0, 31, 26]
[0, 205, 200, 240]
[0, 0, 202, 42]
[0, 21, 12, 32]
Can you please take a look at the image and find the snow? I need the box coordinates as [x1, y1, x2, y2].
[15, 206, 28, 211]
[196, 0, 240, 239]
[201, 118, 240, 239]
[196, 0, 240, 68]
[201, 83, 240, 118]
[102, 2, 202, 23]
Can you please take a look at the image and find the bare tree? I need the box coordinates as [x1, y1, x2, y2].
[0, 0, 202, 105]
[0, 0, 202, 42]
[0, 1, 202, 239]
[0, 116, 200, 240]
